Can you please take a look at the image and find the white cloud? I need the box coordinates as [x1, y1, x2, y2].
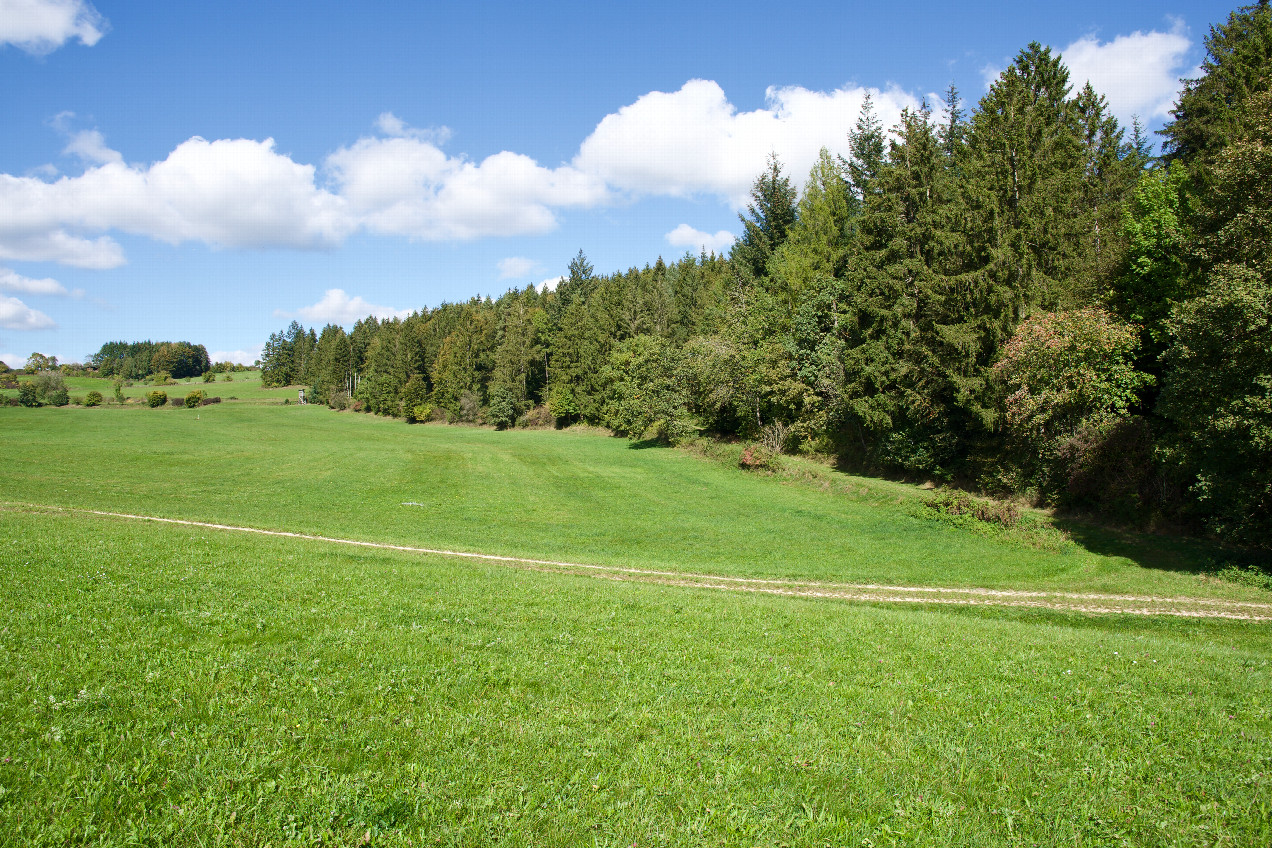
[666, 224, 735, 254]
[62, 129, 122, 165]
[1061, 23, 1195, 124]
[281, 289, 412, 325]
[574, 79, 918, 208]
[537, 276, 563, 293]
[326, 124, 607, 241]
[0, 267, 81, 296]
[0, 0, 107, 54]
[0, 227, 125, 269]
[0, 137, 352, 267]
[0, 295, 55, 330]
[0, 352, 26, 368]
[209, 346, 262, 366]
[497, 256, 541, 279]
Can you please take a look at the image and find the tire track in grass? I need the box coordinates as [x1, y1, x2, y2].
[5, 502, 1271, 621]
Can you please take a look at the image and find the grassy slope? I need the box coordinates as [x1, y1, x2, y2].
[1, 509, 1269, 846]
[0, 403, 1264, 602]
[2, 371, 295, 403]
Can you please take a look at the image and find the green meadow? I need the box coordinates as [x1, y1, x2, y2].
[1, 404, 1269, 845]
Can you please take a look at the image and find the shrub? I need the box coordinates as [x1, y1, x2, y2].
[84, 390, 103, 407]
[457, 391, 481, 424]
[221, 373, 233, 382]
[739, 444, 777, 471]
[169, 397, 184, 407]
[410, 403, 435, 423]
[202, 371, 216, 383]
[516, 404, 555, 429]
[146, 390, 167, 408]
[184, 390, 204, 408]
[151, 371, 172, 386]
[924, 490, 1020, 529]
[200, 395, 221, 406]
[46, 388, 70, 407]
[70, 395, 85, 406]
[18, 382, 40, 407]
[486, 386, 517, 430]
[112, 379, 125, 403]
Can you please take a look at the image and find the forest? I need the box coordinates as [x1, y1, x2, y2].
[254, 5, 1271, 550]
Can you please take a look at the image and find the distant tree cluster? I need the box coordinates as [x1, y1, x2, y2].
[90, 340, 212, 380]
[255, 4, 1271, 549]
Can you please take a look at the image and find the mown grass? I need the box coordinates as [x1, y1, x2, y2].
[1, 508, 1269, 846]
[1, 370, 294, 404]
[0, 404, 1266, 603]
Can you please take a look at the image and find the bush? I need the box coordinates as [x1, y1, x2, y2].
[486, 386, 517, 430]
[221, 373, 233, 382]
[151, 371, 172, 386]
[925, 490, 1020, 529]
[146, 390, 167, 408]
[202, 371, 216, 383]
[516, 404, 555, 429]
[457, 391, 481, 424]
[18, 382, 40, 407]
[739, 444, 778, 471]
[409, 403, 435, 423]
[84, 390, 103, 407]
[169, 397, 184, 407]
[112, 379, 125, 403]
[184, 390, 204, 408]
[200, 395, 222, 406]
[70, 395, 85, 406]
[46, 388, 70, 407]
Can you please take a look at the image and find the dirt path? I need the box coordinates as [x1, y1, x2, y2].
[7, 502, 1271, 621]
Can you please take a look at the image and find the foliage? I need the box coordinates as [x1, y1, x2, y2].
[731, 153, 798, 280]
[17, 382, 39, 407]
[84, 390, 103, 407]
[184, 390, 204, 408]
[486, 384, 517, 430]
[146, 390, 167, 408]
[1109, 162, 1192, 364]
[203, 371, 216, 383]
[602, 334, 694, 442]
[1158, 265, 1272, 547]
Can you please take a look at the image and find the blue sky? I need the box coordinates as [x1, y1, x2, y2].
[0, 0, 1234, 367]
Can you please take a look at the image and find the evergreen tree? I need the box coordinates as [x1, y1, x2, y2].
[731, 153, 798, 280]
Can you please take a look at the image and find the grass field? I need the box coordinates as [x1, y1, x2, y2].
[1, 404, 1269, 845]
[1, 370, 297, 404]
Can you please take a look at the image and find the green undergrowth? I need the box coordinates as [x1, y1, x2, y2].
[1, 509, 1269, 846]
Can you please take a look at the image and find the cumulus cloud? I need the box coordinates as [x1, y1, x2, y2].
[0, 351, 26, 368]
[537, 276, 563, 293]
[0, 137, 351, 267]
[326, 121, 607, 241]
[209, 346, 262, 366]
[62, 129, 123, 165]
[0, 0, 107, 54]
[0, 267, 81, 297]
[575, 79, 918, 207]
[497, 256, 541, 279]
[0, 295, 55, 330]
[666, 224, 735, 254]
[280, 289, 413, 325]
[1061, 23, 1195, 124]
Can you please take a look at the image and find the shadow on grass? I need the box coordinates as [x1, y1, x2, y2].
[904, 601, 1272, 644]
[1052, 513, 1270, 579]
[627, 437, 670, 451]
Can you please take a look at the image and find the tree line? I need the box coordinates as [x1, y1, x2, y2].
[260, 4, 1272, 549]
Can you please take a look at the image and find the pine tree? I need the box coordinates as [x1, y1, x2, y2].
[731, 153, 798, 280]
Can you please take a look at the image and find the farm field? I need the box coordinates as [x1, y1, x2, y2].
[1, 370, 295, 404]
[1, 405, 1270, 844]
